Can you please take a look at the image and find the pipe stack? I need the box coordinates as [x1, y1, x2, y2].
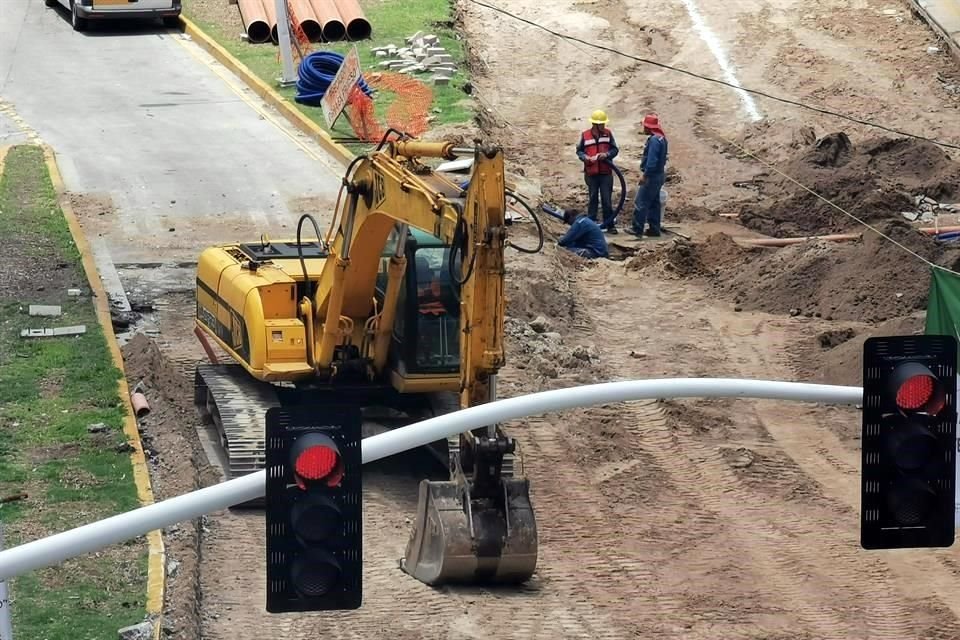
[237, 0, 371, 44]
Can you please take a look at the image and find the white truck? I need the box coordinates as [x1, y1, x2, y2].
[47, 0, 181, 32]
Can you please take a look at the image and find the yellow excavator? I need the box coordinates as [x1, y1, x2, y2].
[191, 136, 538, 585]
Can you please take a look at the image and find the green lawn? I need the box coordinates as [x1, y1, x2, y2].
[183, 0, 474, 153]
[0, 145, 147, 639]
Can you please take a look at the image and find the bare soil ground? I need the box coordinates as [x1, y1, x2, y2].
[106, 0, 960, 637]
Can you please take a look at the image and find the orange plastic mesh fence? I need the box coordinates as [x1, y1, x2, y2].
[278, 1, 313, 66]
[343, 72, 434, 142]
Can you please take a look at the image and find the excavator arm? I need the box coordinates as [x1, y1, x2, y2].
[303, 137, 536, 585]
[192, 134, 537, 585]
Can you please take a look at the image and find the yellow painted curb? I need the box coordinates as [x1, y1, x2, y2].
[179, 16, 355, 168]
[41, 145, 166, 640]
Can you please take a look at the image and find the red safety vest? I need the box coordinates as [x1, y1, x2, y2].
[582, 128, 613, 176]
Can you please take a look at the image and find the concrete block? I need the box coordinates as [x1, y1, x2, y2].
[375, 50, 388, 57]
[118, 621, 155, 640]
[405, 31, 423, 44]
[423, 34, 439, 44]
[29, 304, 62, 317]
[67, 288, 82, 296]
[433, 53, 454, 62]
[433, 76, 451, 85]
[20, 325, 87, 339]
[53, 325, 87, 336]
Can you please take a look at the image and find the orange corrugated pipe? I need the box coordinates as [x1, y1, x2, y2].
[308, 0, 346, 41]
[332, 0, 371, 40]
[237, 0, 271, 43]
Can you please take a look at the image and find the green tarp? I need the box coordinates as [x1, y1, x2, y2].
[925, 267, 960, 342]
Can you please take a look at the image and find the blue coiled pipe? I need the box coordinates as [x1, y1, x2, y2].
[294, 51, 375, 106]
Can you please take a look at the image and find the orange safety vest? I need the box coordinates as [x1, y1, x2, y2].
[582, 128, 613, 176]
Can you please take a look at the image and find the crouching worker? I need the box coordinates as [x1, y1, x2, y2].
[558, 209, 609, 259]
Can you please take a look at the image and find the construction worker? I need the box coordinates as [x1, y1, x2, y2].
[576, 110, 620, 233]
[631, 113, 668, 237]
[558, 209, 609, 259]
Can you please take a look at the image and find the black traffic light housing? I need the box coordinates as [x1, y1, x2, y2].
[265, 404, 362, 612]
[861, 334, 957, 549]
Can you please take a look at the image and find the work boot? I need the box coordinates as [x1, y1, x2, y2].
[604, 226, 619, 234]
[644, 229, 661, 237]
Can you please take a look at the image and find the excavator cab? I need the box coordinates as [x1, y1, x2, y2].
[375, 227, 462, 388]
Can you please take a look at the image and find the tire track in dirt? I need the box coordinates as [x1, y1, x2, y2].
[567, 261, 960, 638]
[709, 311, 960, 629]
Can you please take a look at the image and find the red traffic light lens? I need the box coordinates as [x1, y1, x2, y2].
[290, 433, 345, 488]
[295, 446, 339, 482]
[891, 363, 947, 415]
[896, 375, 935, 411]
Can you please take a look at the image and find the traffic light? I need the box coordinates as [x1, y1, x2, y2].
[265, 404, 362, 612]
[861, 334, 957, 550]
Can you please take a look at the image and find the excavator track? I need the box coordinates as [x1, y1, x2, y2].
[193, 366, 483, 489]
[194, 363, 280, 493]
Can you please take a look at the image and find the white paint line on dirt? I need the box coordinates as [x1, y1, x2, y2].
[679, 0, 763, 122]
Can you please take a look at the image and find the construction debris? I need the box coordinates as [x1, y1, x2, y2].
[20, 325, 87, 339]
[373, 33, 457, 85]
[899, 193, 960, 224]
[28, 304, 62, 317]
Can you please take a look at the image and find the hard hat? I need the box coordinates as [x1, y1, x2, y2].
[642, 113, 661, 130]
[589, 110, 608, 125]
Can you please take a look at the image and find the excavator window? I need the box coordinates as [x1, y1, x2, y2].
[411, 246, 459, 372]
[375, 229, 462, 376]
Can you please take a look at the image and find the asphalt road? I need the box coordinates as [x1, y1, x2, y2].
[0, 0, 344, 308]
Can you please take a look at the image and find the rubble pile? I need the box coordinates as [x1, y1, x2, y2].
[900, 194, 960, 223]
[737, 132, 960, 237]
[372, 31, 457, 86]
[505, 316, 601, 382]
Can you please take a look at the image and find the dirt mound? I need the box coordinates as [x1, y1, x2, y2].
[504, 317, 603, 385]
[120, 334, 215, 640]
[625, 233, 749, 278]
[505, 265, 578, 321]
[738, 132, 960, 236]
[797, 315, 925, 386]
[122, 333, 192, 403]
[722, 221, 960, 322]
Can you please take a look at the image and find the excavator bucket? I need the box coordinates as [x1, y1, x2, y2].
[401, 477, 538, 585]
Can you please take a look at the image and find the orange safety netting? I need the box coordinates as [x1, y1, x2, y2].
[343, 72, 434, 142]
[278, 1, 313, 66]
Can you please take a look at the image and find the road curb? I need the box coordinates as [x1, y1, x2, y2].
[178, 16, 355, 168]
[909, 0, 960, 64]
[41, 144, 166, 640]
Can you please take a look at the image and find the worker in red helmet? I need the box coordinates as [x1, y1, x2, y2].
[630, 113, 668, 237]
[575, 109, 620, 233]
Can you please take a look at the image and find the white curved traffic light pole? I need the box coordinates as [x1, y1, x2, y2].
[0, 378, 862, 581]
